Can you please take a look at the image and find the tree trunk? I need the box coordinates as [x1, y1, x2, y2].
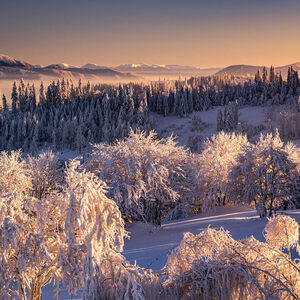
[18, 279, 26, 300]
[29, 279, 42, 300]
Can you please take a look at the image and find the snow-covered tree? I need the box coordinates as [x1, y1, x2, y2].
[196, 132, 249, 211]
[76, 124, 86, 153]
[230, 131, 300, 217]
[39, 81, 45, 105]
[0, 158, 161, 299]
[191, 113, 204, 132]
[216, 109, 223, 131]
[26, 151, 63, 199]
[2, 94, 8, 112]
[164, 216, 300, 299]
[224, 101, 238, 131]
[0, 193, 58, 299]
[87, 130, 196, 225]
[264, 214, 299, 258]
[0, 150, 31, 196]
[11, 81, 18, 113]
[57, 160, 161, 299]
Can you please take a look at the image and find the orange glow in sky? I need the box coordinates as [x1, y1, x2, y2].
[0, 0, 299, 68]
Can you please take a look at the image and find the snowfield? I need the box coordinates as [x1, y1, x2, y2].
[42, 206, 300, 299]
[154, 105, 294, 147]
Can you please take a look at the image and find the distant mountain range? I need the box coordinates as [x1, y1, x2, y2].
[216, 63, 300, 78]
[112, 63, 220, 77]
[1, 54, 299, 81]
[81, 63, 108, 70]
[0, 54, 138, 81]
[0, 55, 221, 81]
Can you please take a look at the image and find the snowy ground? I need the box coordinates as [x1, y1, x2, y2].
[42, 206, 300, 299]
[153, 105, 299, 148]
[153, 106, 265, 146]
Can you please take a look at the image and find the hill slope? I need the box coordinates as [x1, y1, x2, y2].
[216, 62, 300, 78]
[0, 54, 33, 68]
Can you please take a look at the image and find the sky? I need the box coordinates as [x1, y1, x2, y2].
[0, 0, 300, 68]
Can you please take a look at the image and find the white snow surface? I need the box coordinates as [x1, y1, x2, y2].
[154, 105, 267, 146]
[42, 206, 300, 299]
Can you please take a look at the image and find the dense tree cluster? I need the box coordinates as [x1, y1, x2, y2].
[0, 80, 153, 152]
[83, 130, 299, 221]
[146, 66, 299, 117]
[0, 66, 299, 152]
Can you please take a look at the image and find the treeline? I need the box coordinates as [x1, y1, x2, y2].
[0, 80, 153, 152]
[147, 66, 299, 117]
[0, 66, 299, 152]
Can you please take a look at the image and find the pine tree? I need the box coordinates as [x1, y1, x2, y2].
[269, 65, 275, 83]
[39, 81, 45, 105]
[217, 109, 223, 131]
[2, 94, 7, 112]
[163, 96, 169, 117]
[19, 80, 27, 111]
[255, 70, 262, 85]
[262, 66, 268, 83]
[30, 126, 38, 154]
[11, 81, 18, 113]
[29, 85, 36, 111]
[76, 124, 85, 153]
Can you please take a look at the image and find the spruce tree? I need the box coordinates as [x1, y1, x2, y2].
[11, 81, 18, 113]
[269, 66, 275, 83]
[217, 109, 224, 131]
[2, 94, 7, 112]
